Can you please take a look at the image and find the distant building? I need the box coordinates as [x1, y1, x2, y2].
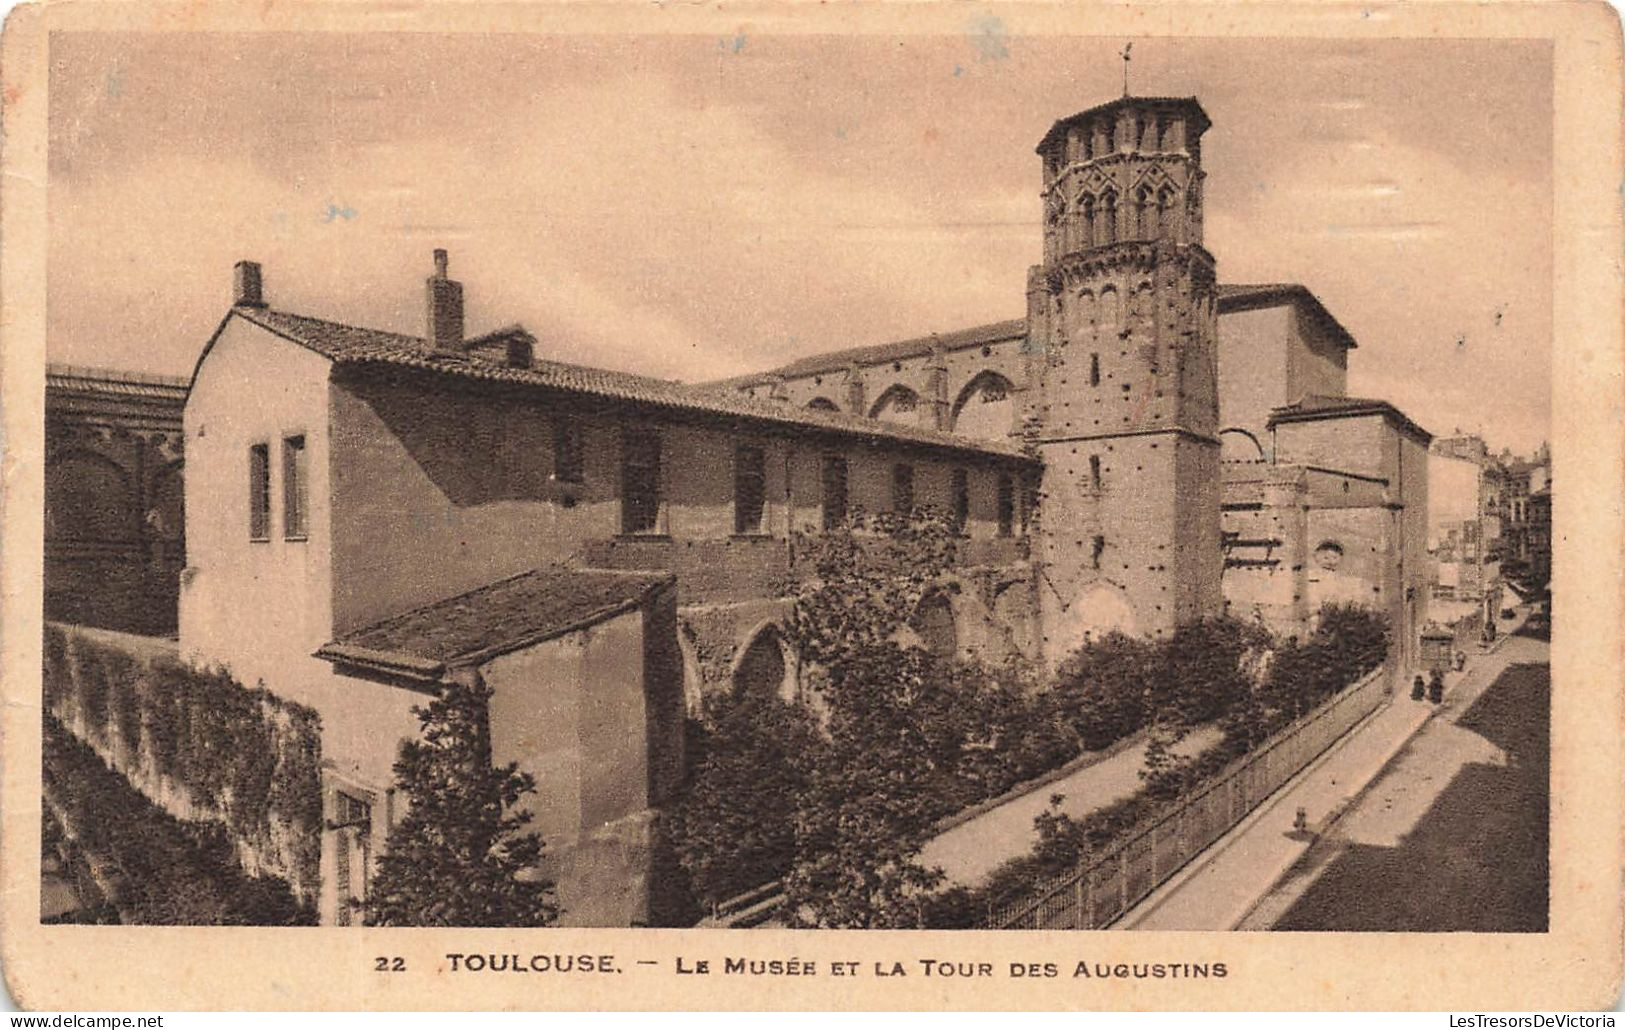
[45, 366, 187, 635]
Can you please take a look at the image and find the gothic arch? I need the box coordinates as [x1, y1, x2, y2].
[1100, 189, 1119, 245]
[731, 622, 796, 703]
[46, 447, 138, 542]
[1220, 427, 1267, 463]
[1051, 580, 1138, 659]
[677, 621, 705, 716]
[868, 384, 921, 425]
[949, 371, 1016, 443]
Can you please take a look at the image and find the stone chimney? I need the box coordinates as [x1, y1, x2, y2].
[425, 248, 464, 354]
[233, 260, 266, 308]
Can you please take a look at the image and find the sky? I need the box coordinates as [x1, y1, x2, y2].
[47, 31, 1552, 454]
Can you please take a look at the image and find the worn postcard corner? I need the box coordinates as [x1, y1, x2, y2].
[2, 0, 1622, 1013]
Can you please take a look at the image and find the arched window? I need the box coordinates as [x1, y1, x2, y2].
[869, 384, 921, 425]
[1098, 285, 1121, 330]
[950, 371, 1017, 443]
[1080, 194, 1096, 247]
[1135, 187, 1151, 239]
[1101, 191, 1118, 245]
[1157, 187, 1176, 241]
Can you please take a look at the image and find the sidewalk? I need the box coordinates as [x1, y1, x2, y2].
[920, 725, 1222, 887]
[1117, 614, 1531, 931]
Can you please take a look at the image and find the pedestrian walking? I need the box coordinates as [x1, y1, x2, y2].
[1412, 674, 1426, 701]
[1454, 649, 1467, 672]
[1427, 668, 1445, 704]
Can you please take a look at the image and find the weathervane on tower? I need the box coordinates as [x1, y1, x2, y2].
[1121, 41, 1133, 96]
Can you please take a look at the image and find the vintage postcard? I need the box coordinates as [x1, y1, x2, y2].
[1, 0, 1620, 1012]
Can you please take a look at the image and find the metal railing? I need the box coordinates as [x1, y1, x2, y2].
[991, 663, 1390, 929]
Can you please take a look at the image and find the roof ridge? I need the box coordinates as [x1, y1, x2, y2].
[232, 305, 1033, 460]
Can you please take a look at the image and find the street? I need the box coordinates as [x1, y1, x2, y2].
[1120, 617, 1549, 931]
[1251, 624, 1549, 931]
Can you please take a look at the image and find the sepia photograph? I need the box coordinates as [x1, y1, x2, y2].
[3, 1, 1620, 1013]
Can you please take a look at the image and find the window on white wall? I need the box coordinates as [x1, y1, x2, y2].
[249, 443, 270, 541]
[282, 434, 308, 539]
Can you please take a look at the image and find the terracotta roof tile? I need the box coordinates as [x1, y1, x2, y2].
[46, 364, 190, 401]
[232, 307, 1034, 462]
[316, 564, 673, 676]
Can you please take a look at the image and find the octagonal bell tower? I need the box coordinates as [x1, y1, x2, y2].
[1026, 96, 1223, 663]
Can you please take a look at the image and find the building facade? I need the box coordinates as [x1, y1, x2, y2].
[169, 93, 1433, 925]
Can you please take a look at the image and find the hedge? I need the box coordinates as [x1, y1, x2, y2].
[924, 603, 1391, 927]
[42, 715, 313, 925]
[43, 624, 323, 906]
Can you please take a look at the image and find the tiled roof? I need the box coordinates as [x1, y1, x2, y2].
[46, 363, 190, 401]
[712, 319, 1027, 389]
[228, 307, 1033, 462]
[717, 283, 1357, 392]
[315, 564, 673, 680]
[1268, 394, 1432, 444]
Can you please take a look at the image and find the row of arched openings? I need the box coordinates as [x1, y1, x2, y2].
[802, 370, 1017, 445]
[45, 447, 184, 544]
[1053, 184, 1184, 248]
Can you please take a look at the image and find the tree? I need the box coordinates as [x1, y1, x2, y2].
[365, 676, 555, 927]
[667, 690, 824, 910]
[779, 508, 959, 927]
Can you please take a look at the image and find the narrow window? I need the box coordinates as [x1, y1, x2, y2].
[1090, 454, 1103, 491]
[1089, 353, 1101, 386]
[282, 434, 308, 539]
[891, 463, 915, 514]
[621, 428, 662, 534]
[249, 443, 270, 541]
[950, 468, 970, 534]
[1081, 195, 1095, 247]
[1092, 534, 1106, 570]
[997, 474, 1015, 538]
[734, 444, 767, 535]
[820, 454, 848, 530]
[1102, 191, 1118, 245]
[1021, 483, 1036, 536]
[552, 418, 584, 484]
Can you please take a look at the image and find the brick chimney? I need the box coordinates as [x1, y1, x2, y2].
[425, 248, 464, 355]
[233, 260, 266, 308]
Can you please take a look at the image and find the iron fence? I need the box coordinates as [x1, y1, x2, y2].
[990, 664, 1390, 929]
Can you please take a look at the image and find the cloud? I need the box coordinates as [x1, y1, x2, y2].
[46, 33, 1552, 453]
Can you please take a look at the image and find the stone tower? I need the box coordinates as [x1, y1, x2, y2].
[1026, 96, 1223, 663]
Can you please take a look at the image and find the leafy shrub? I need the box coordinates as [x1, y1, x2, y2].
[41, 715, 313, 925]
[41, 627, 324, 905]
[367, 677, 555, 927]
[667, 690, 823, 910]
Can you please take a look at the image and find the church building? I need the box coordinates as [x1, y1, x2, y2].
[176, 94, 1429, 925]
